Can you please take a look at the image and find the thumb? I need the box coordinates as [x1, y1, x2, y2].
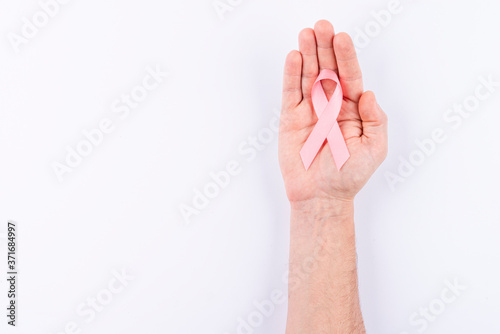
[359, 90, 388, 140]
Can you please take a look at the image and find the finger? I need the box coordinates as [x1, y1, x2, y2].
[282, 50, 303, 109]
[298, 28, 319, 100]
[334, 32, 363, 103]
[359, 91, 388, 140]
[314, 20, 338, 97]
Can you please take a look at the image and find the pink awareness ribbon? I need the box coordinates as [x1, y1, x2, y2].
[300, 69, 350, 171]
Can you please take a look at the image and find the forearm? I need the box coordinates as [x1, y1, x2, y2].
[286, 199, 365, 334]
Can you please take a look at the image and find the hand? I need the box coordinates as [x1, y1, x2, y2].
[279, 20, 388, 207]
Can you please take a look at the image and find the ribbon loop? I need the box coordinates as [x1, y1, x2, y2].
[300, 69, 350, 171]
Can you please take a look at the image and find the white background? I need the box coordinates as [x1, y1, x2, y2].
[1, 0, 499, 333]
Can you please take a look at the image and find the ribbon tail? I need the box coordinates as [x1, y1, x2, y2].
[300, 136, 325, 171]
[327, 122, 350, 170]
[299, 109, 338, 170]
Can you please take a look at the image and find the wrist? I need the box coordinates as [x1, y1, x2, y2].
[289, 197, 356, 269]
[289, 197, 356, 265]
[290, 197, 354, 221]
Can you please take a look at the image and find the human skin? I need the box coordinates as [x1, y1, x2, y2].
[279, 20, 388, 333]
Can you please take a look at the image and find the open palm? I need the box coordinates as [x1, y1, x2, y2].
[279, 20, 388, 204]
